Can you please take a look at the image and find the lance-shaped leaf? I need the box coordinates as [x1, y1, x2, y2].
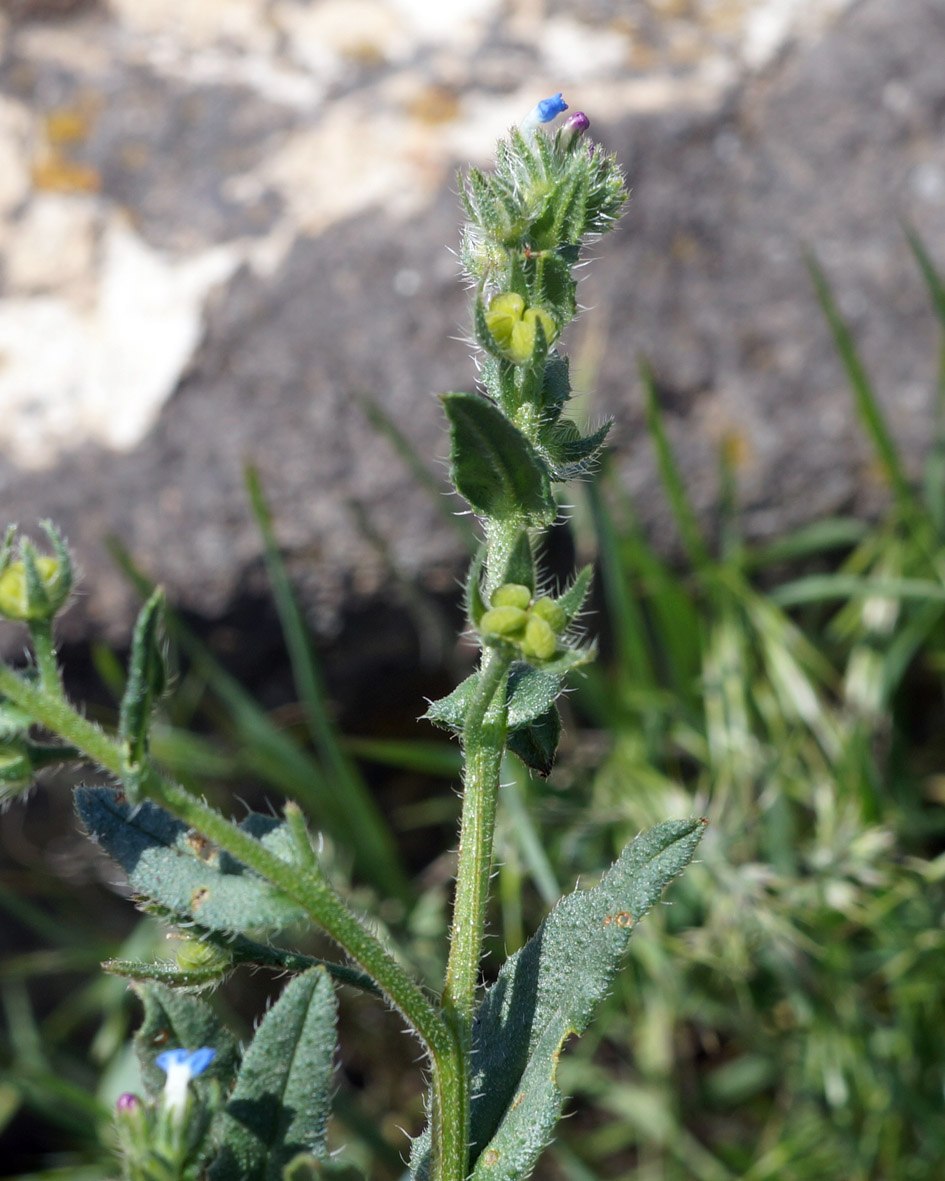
[209, 967, 337, 1181]
[467, 819, 707, 1180]
[443, 392, 556, 525]
[134, 982, 240, 1100]
[118, 589, 166, 802]
[76, 787, 307, 934]
[545, 419, 612, 482]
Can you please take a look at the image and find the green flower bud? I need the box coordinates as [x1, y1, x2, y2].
[174, 937, 232, 975]
[0, 740, 32, 797]
[491, 582, 532, 611]
[507, 306, 556, 364]
[0, 524, 73, 623]
[484, 293, 556, 364]
[484, 292, 525, 350]
[520, 614, 557, 661]
[530, 596, 567, 632]
[480, 605, 528, 639]
[0, 557, 59, 621]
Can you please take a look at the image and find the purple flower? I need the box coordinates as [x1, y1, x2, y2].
[116, 1092, 140, 1113]
[155, 1047, 216, 1115]
[521, 93, 568, 134]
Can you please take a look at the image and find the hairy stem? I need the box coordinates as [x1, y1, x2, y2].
[442, 644, 513, 1164]
[29, 620, 63, 698]
[0, 662, 468, 1181]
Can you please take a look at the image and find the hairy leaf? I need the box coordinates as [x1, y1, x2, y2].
[425, 664, 561, 736]
[506, 704, 560, 776]
[76, 787, 306, 934]
[133, 983, 240, 1100]
[443, 392, 556, 525]
[468, 819, 707, 1180]
[209, 968, 337, 1181]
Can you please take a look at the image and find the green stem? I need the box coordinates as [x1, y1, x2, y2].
[29, 620, 63, 698]
[442, 643, 512, 1164]
[0, 663, 467, 1181]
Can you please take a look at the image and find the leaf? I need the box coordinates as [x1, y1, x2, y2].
[506, 704, 560, 776]
[425, 664, 562, 735]
[209, 968, 337, 1181]
[443, 392, 556, 525]
[496, 530, 536, 593]
[555, 565, 594, 624]
[118, 589, 166, 802]
[467, 819, 707, 1180]
[76, 787, 307, 934]
[465, 544, 488, 628]
[133, 983, 240, 1101]
[547, 420, 612, 480]
[105, 958, 229, 992]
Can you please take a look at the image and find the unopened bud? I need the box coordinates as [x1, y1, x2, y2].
[480, 605, 528, 640]
[531, 596, 567, 632]
[491, 583, 532, 611]
[0, 523, 73, 623]
[560, 111, 590, 149]
[520, 614, 557, 661]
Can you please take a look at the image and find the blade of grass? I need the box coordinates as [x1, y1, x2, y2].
[903, 224, 945, 530]
[246, 465, 411, 904]
[804, 251, 912, 506]
[771, 574, 945, 608]
[640, 356, 713, 574]
[357, 391, 477, 550]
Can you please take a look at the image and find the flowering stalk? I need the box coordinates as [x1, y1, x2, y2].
[423, 95, 627, 1177]
[0, 96, 707, 1181]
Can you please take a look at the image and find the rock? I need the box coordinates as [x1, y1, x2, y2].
[1, 0, 942, 650]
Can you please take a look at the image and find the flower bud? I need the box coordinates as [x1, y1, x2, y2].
[480, 605, 528, 639]
[116, 1092, 140, 1113]
[491, 583, 532, 611]
[0, 740, 33, 801]
[484, 292, 525, 351]
[520, 614, 557, 661]
[530, 596, 567, 632]
[560, 111, 590, 149]
[0, 524, 73, 623]
[174, 936, 232, 975]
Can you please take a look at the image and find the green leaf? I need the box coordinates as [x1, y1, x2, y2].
[133, 983, 240, 1100]
[425, 664, 561, 735]
[118, 589, 166, 801]
[506, 703, 560, 776]
[104, 958, 229, 992]
[555, 565, 594, 625]
[465, 544, 488, 628]
[468, 819, 707, 1180]
[209, 967, 337, 1181]
[546, 419, 612, 480]
[496, 530, 536, 593]
[443, 392, 556, 525]
[76, 787, 307, 934]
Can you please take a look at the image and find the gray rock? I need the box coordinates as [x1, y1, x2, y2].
[1, 0, 943, 650]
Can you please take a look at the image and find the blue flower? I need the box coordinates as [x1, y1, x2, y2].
[155, 1047, 216, 1115]
[521, 93, 568, 134]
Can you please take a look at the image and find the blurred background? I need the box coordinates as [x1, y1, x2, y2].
[2, 1, 945, 1178]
